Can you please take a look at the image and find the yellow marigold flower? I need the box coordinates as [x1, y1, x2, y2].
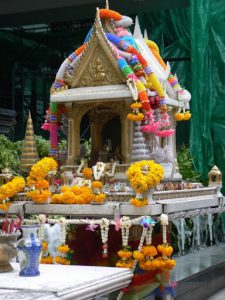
[61, 186, 71, 192]
[142, 245, 157, 257]
[127, 113, 144, 122]
[157, 245, 173, 257]
[92, 181, 103, 189]
[42, 242, 48, 252]
[94, 193, 106, 204]
[174, 112, 184, 121]
[130, 102, 142, 110]
[183, 111, 191, 120]
[130, 198, 148, 207]
[133, 250, 145, 261]
[41, 255, 53, 264]
[117, 250, 133, 259]
[164, 259, 176, 270]
[82, 168, 93, 179]
[58, 244, 70, 253]
[34, 179, 49, 190]
[127, 160, 164, 193]
[116, 259, 133, 269]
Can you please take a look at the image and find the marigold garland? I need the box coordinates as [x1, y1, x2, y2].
[116, 247, 134, 269]
[58, 244, 70, 253]
[92, 181, 103, 189]
[51, 186, 94, 204]
[82, 168, 93, 179]
[28, 157, 57, 182]
[127, 160, 164, 194]
[130, 198, 148, 207]
[94, 193, 106, 204]
[26, 189, 51, 204]
[26, 157, 57, 204]
[41, 255, 54, 264]
[0, 176, 26, 211]
[54, 256, 70, 265]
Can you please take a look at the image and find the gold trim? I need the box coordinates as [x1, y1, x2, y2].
[64, 8, 125, 87]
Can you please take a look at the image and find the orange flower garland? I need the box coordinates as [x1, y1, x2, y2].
[51, 186, 94, 204]
[0, 176, 26, 211]
[99, 9, 122, 21]
[26, 157, 57, 204]
[116, 248, 134, 269]
[82, 168, 93, 179]
[130, 197, 148, 207]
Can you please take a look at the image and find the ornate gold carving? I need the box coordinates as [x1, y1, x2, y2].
[64, 8, 126, 87]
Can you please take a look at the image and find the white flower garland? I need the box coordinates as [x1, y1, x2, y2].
[160, 214, 168, 244]
[120, 216, 131, 248]
[37, 214, 46, 242]
[106, 162, 117, 177]
[58, 217, 67, 245]
[100, 218, 110, 258]
[92, 162, 105, 180]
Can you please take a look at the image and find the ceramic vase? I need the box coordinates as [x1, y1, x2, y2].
[0, 233, 20, 272]
[143, 188, 155, 204]
[17, 225, 42, 277]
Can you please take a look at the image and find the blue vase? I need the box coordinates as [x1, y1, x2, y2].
[17, 225, 42, 277]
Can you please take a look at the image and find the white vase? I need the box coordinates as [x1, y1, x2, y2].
[143, 188, 155, 204]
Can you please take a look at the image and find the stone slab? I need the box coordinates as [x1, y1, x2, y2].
[0, 263, 132, 300]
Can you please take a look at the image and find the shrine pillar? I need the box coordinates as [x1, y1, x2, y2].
[121, 114, 132, 163]
[66, 104, 80, 164]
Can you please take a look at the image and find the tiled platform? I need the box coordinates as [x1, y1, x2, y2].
[172, 244, 225, 300]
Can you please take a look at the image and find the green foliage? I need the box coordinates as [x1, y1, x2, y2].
[34, 136, 68, 158]
[0, 135, 22, 173]
[177, 146, 204, 183]
[34, 135, 50, 158]
[58, 139, 67, 153]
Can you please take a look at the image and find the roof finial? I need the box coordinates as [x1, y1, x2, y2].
[105, 0, 109, 9]
[96, 7, 100, 20]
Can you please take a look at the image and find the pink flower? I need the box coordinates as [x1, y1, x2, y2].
[155, 129, 175, 137]
[54, 179, 61, 186]
[41, 122, 50, 131]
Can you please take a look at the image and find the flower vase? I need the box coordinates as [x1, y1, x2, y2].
[0, 233, 20, 273]
[17, 225, 42, 277]
[143, 188, 155, 204]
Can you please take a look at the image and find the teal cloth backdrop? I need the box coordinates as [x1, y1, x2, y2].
[140, 2, 225, 192]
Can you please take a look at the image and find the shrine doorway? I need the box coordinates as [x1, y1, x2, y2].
[101, 115, 122, 161]
[69, 100, 132, 165]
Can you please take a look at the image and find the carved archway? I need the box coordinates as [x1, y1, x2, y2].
[66, 100, 132, 164]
